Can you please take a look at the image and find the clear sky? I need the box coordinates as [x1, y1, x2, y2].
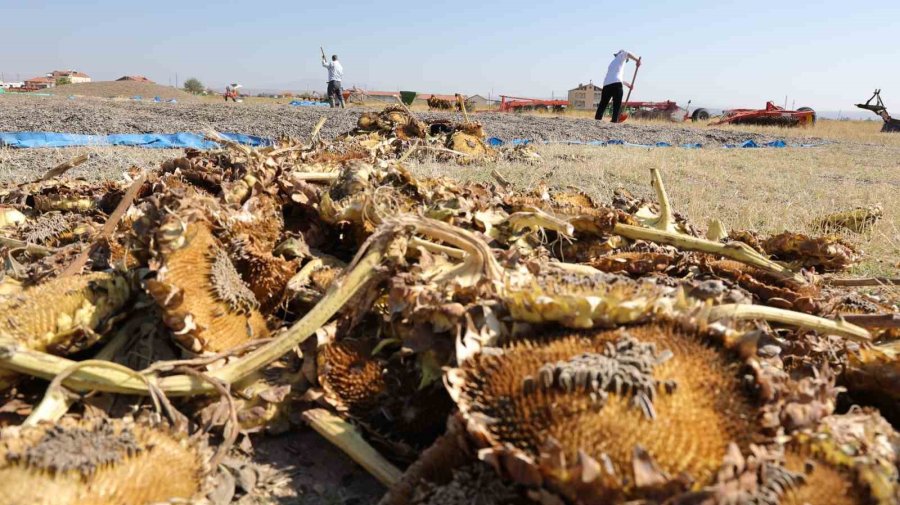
[2, 0, 898, 111]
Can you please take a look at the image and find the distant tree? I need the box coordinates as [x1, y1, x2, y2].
[183, 78, 204, 94]
[55, 76, 71, 86]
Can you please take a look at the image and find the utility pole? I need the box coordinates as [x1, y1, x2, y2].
[176, 73, 179, 89]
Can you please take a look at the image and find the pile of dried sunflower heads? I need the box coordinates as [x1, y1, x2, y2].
[0, 106, 897, 505]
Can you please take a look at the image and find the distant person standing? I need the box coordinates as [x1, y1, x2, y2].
[322, 53, 345, 108]
[595, 50, 640, 122]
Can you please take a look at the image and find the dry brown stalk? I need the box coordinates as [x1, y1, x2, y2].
[59, 173, 146, 277]
[37, 153, 91, 182]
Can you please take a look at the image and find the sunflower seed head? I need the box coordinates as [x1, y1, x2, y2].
[524, 333, 675, 419]
[209, 248, 259, 314]
[12, 420, 143, 476]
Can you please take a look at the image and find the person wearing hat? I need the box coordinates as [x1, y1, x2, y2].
[595, 50, 640, 122]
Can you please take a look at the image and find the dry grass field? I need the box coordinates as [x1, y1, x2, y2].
[411, 118, 900, 278]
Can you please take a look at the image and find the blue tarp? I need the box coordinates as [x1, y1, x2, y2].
[488, 137, 815, 149]
[2, 131, 823, 151]
[0, 132, 274, 149]
[289, 100, 329, 107]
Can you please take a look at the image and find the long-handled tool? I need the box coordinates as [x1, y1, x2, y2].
[619, 58, 641, 122]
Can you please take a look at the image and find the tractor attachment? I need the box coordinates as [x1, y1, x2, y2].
[856, 89, 900, 133]
[709, 101, 815, 127]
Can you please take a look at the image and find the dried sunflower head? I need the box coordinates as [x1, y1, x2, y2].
[761, 232, 859, 272]
[222, 194, 285, 249]
[455, 121, 485, 138]
[19, 211, 95, 247]
[0, 271, 132, 388]
[146, 221, 269, 353]
[446, 323, 764, 502]
[0, 417, 208, 505]
[447, 132, 490, 163]
[504, 194, 635, 238]
[812, 205, 883, 234]
[843, 343, 900, 422]
[780, 408, 899, 505]
[502, 266, 673, 329]
[318, 339, 387, 414]
[357, 112, 380, 131]
[227, 235, 299, 313]
[318, 338, 454, 460]
[701, 258, 821, 313]
[588, 251, 677, 277]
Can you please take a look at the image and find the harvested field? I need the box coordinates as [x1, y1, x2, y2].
[0, 93, 817, 146]
[0, 101, 897, 505]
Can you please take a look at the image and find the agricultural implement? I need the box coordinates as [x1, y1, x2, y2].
[498, 95, 568, 113]
[709, 101, 815, 127]
[856, 89, 900, 133]
[342, 86, 370, 105]
[615, 59, 709, 123]
[623, 100, 710, 122]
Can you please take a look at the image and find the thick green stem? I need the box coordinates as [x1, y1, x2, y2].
[709, 304, 871, 341]
[0, 235, 390, 396]
[613, 223, 798, 279]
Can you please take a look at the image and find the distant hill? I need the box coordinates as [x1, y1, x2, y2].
[45, 81, 200, 101]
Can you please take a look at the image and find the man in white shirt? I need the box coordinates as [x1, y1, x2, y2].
[322, 54, 345, 108]
[595, 50, 640, 122]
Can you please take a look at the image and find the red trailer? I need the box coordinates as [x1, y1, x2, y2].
[497, 95, 568, 113]
[709, 101, 815, 127]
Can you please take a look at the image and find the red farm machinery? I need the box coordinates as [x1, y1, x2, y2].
[622, 100, 710, 122]
[497, 95, 569, 113]
[709, 101, 816, 127]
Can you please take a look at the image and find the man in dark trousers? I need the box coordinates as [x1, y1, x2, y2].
[321, 53, 345, 108]
[595, 50, 640, 122]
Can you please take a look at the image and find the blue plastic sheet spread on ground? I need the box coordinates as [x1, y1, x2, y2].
[289, 100, 329, 107]
[490, 137, 812, 149]
[0, 132, 274, 149]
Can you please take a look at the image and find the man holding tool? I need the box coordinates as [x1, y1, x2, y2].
[595, 50, 640, 122]
[321, 47, 345, 108]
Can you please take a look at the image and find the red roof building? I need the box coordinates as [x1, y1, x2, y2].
[116, 75, 153, 83]
[23, 76, 55, 90]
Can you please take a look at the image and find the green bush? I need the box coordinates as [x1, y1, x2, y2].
[183, 78, 204, 94]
